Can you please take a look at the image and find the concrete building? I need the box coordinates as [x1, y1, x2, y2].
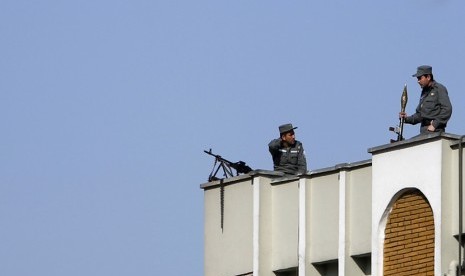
[200, 133, 465, 276]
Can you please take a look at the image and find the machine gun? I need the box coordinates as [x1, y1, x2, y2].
[204, 149, 253, 182]
[389, 84, 408, 143]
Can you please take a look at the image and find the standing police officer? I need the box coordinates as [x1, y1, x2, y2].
[400, 65, 452, 134]
[268, 123, 307, 175]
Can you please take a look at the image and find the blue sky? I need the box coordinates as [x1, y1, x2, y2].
[1, 1, 464, 275]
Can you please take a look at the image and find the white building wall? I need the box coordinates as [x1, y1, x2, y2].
[370, 136, 457, 276]
[371, 143, 442, 275]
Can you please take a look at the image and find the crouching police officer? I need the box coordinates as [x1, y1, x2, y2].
[268, 123, 307, 175]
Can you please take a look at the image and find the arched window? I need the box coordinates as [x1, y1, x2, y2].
[383, 189, 434, 275]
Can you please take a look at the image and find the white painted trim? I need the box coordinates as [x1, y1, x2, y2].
[298, 178, 306, 276]
[338, 171, 347, 276]
[253, 177, 260, 276]
[375, 203, 391, 276]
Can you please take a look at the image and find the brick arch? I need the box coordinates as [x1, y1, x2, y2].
[383, 189, 434, 276]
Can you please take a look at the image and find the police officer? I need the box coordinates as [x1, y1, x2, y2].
[268, 123, 307, 175]
[400, 65, 452, 134]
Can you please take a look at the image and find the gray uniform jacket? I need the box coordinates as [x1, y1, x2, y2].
[268, 139, 307, 175]
[405, 81, 452, 134]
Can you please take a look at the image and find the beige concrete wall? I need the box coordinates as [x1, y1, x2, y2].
[309, 173, 339, 263]
[348, 166, 372, 256]
[271, 179, 299, 271]
[204, 177, 254, 276]
[346, 166, 372, 276]
[257, 176, 274, 276]
[203, 163, 373, 276]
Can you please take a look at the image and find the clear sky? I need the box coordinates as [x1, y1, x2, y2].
[1, 1, 464, 275]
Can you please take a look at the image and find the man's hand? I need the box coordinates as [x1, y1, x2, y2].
[427, 121, 435, 132]
[399, 112, 407, 119]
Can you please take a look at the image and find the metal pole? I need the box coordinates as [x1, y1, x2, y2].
[459, 135, 464, 275]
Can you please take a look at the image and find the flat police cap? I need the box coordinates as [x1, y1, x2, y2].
[412, 65, 433, 77]
[279, 123, 297, 134]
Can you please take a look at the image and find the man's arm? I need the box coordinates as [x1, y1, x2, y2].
[297, 143, 307, 174]
[268, 138, 282, 167]
[432, 85, 452, 129]
[268, 139, 281, 155]
[404, 106, 422, 125]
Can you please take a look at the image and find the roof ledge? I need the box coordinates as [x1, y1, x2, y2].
[368, 132, 462, 155]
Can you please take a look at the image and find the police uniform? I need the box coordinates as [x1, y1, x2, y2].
[268, 124, 307, 175]
[405, 65, 452, 134]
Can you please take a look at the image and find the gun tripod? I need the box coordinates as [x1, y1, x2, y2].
[208, 156, 236, 182]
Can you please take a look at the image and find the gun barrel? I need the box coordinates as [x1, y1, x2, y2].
[204, 149, 214, 156]
[204, 149, 228, 162]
